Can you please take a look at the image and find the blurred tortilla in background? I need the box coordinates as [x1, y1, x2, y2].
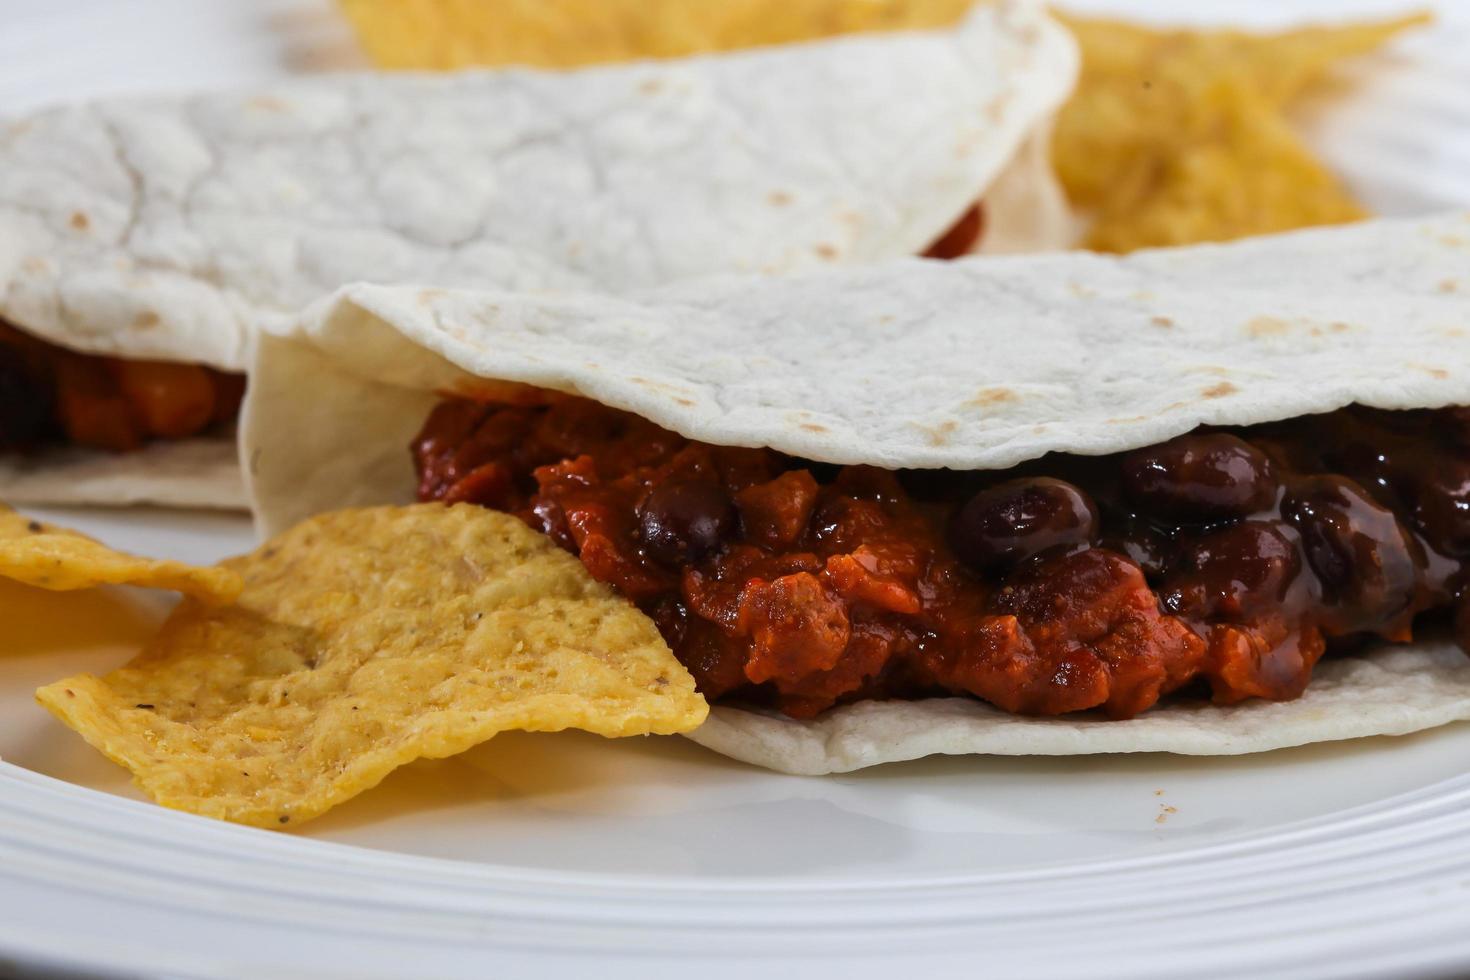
[339, 0, 1430, 250]
[0, 2, 1073, 509]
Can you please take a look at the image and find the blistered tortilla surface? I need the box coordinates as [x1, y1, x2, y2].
[0, 0, 1073, 370]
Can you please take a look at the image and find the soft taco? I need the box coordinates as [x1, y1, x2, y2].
[243, 212, 1470, 772]
[0, 0, 1076, 509]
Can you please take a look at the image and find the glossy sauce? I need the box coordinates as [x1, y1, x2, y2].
[414, 395, 1470, 720]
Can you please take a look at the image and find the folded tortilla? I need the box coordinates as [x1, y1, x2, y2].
[243, 212, 1470, 769]
[0, 0, 1076, 508]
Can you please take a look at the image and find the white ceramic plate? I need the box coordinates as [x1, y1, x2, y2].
[2, 2, 1469, 978]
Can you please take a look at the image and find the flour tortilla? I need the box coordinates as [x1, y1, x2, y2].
[0, 438, 245, 510]
[0, 0, 1076, 508]
[242, 211, 1470, 768]
[688, 645, 1470, 773]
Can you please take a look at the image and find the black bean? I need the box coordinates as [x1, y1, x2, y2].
[949, 477, 1098, 573]
[1281, 475, 1423, 634]
[1098, 515, 1175, 581]
[1121, 433, 1278, 522]
[1404, 460, 1470, 559]
[637, 479, 735, 565]
[1162, 520, 1301, 621]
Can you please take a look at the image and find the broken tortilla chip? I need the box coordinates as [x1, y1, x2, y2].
[0, 506, 240, 601]
[1076, 79, 1369, 253]
[37, 503, 707, 828]
[1053, 12, 1428, 250]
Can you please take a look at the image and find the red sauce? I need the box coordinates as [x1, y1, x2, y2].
[922, 204, 986, 260]
[0, 321, 244, 453]
[414, 396, 1470, 720]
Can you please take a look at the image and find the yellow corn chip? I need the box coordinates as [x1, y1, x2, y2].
[339, 0, 977, 69]
[1213, 14, 1433, 107]
[0, 507, 240, 601]
[1078, 80, 1369, 253]
[1052, 13, 1427, 250]
[37, 504, 707, 828]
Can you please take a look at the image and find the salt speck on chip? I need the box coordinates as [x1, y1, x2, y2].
[36, 503, 706, 828]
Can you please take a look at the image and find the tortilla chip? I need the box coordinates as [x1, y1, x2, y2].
[1213, 14, 1434, 107]
[37, 504, 706, 828]
[338, 0, 977, 69]
[1080, 82, 1368, 253]
[0, 507, 240, 601]
[1052, 13, 1427, 250]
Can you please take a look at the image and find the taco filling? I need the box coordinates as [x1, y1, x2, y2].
[0, 322, 244, 455]
[413, 393, 1470, 720]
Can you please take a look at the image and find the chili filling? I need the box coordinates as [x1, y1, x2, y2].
[416, 393, 1470, 719]
[413, 395, 1470, 719]
[0, 321, 245, 454]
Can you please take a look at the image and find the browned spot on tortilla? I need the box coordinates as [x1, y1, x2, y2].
[799, 423, 829, 434]
[1247, 316, 1289, 338]
[1411, 364, 1449, 379]
[915, 420, 959, 446]
[1202, 382, 1238, 399]
[249, 96, 287, 112]
[674, 397, 695, 407]
[1331, 322, 1352, 333]
[416, 288, 447, 306]
[1440, 234, 1467, 248]
[983, 94, 1012, 124]
[1132, 291, 1155, 303]
[1445, 327, 1467, 338]
[630, 376, 698, 402]
[768, 190, 792, 207]
[965, 386, 1017, 408]
[69, 212, 90, 231]
[1107, 415, 1149, 425]
[1150, 316, 1174, 328]
[1440, 279, 1460, 293]
[814, 243, 839, 260]
[1068, 282, 1095, 299]
[638, 78, 663, 95]
[132, 311, 160, 330]
[20, 256, 48, 275]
